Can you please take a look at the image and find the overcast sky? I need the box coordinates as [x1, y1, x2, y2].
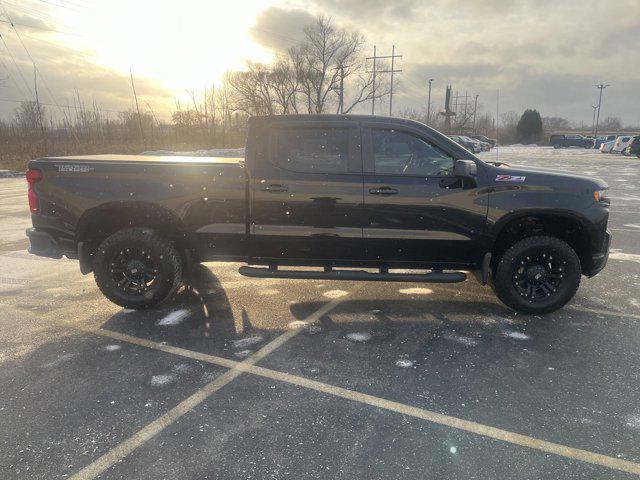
[0, 0, 638, 126]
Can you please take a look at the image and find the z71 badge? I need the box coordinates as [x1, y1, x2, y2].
[495, 175, 525, 182]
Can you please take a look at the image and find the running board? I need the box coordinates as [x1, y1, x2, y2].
[238, 266, 466, 283]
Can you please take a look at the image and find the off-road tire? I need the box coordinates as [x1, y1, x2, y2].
[492, 236, 581, 314]
[93, 228, 182, 309]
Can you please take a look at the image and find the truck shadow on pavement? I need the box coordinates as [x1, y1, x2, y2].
[98, 264, 559, 362]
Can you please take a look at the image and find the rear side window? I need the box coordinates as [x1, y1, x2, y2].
[274, 128, 348, 173]
[372, 129, 454, 176]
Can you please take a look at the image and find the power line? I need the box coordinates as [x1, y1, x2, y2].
[0, 32, 33, 98]
[0, 17, 80, 36]
[0, 50, 28, 99]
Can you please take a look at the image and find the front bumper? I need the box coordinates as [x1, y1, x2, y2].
[585, 229, 610, 277]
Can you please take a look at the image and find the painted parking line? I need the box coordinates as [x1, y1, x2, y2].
[69, 290, 357, 480]
[84, 326, 640, 477]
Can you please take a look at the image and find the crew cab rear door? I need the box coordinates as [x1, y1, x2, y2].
[362, 123, 488, 266]
[250, 120, 364, 261]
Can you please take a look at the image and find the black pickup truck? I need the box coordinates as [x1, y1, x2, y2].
[26, 114, 611, 314]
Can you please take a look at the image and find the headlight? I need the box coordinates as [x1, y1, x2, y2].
[594, 189, 609, 204]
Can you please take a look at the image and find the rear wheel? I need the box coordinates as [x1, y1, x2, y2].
[93, 228, 183, 309]
[492, 236, 581, 314]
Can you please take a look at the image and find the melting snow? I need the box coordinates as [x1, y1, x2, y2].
[233, 349, 253, 359]
[502, 330, 531, 340]
[398, 287, 433, 295]
[288, 320, 308, 329]
[156, 309, 190, 326]
[395, 359, 415, 368]
[625, 414, 640, 430]
[323, 289, 349, 299]
[150, 374, 175, 387]
[42, 353, 77, 368]
[442, 333, 478, 347]
[345, 332, 372, 343]
[232, 335, 264, 349]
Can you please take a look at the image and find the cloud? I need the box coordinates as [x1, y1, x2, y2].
[249, 6, 315, 52]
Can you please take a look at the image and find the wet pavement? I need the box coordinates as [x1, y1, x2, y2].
[1, 146, 639, 479]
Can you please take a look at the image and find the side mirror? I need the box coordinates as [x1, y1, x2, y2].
[454, 159, 477, 179]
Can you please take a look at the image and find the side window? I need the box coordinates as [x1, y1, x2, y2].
[372, 129, 454, 176]
[274, 128, 348, 173]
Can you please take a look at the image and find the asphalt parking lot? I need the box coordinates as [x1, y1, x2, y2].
[1, 146, 640, 479]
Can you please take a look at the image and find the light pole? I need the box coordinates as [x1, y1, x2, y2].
[591, 105, 598, 137]
[427, 78, 434, 125]
[593, 83, 610, 139]
[473, 94, 479, 134]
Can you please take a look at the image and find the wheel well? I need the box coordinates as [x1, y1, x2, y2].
[491, 214, 590, 272]
[76, 203, 190, 262]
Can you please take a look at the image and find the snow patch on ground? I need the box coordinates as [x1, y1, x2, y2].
[502, 330, 531, 340]
[150, 374, 175, 387]
[442, 333, 478, 347]
[345, 332, 372, 343]
[395, 359, 415, 368]
[233, 349, 253, 359]
[398, 287, 433, 295]
[156, 309, 190, 326]
[624, 415, 640, 430]
[231, 335, 264, 349]
[287, 320, 308, 329]
[42, 353, 77, 368]
[323, 289, 349, 299]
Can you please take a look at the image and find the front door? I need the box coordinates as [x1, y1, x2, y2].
[362, 125, 488, 266]
[250, 122, 364, 262]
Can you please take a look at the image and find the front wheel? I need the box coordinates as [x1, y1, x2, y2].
[93, 228, 183, 309]
[492, 236, 581, 314]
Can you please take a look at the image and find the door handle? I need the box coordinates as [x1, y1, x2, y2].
[261, 184, 288, 193]
[369, 186, 398, 195]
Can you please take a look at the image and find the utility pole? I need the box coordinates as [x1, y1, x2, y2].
[426, 78, 434, 125]
[366, 45, 402, 116]
[473, 94, 479, 134]
[369, 46, 376, 114]
[591, 105, 598, 137]
[593, 83, 610, 139]
[335, 63, 349, 114]
[130, 67, 145, 145]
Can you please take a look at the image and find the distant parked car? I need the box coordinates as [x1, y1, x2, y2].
[612, 135, 633, 154]
[593, 135, 617, 149]
[627, 136, 640, 158]
[471, 135, 496, 147]
[549, 134, 593, 149]
[448, 135, 481, 153]
[600, 140, 616, 153]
